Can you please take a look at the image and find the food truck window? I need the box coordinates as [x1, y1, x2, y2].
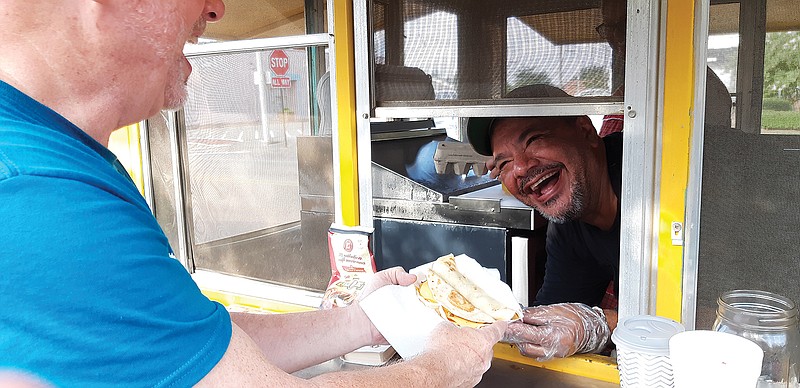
[146, 36, 335, 295]
[505, 8, 617, 96]
[370, 0, 625, 104]
[140, 0, 336, 294]
[692, 0, 800, 329]
[178, 48, 333, 291]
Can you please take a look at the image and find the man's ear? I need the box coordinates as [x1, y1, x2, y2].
[575, 116, 602, 146]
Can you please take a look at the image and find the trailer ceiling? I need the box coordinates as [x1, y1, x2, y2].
[204, 0, 307, 40]
[199, 0, 798, 42]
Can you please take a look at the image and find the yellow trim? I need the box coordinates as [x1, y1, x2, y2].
[202, 287, 621, 382]
[107, 124, 145, 196]
[656, 0, 696, 321]
[333, 0, 360, 226]
[493, 343, 620, 384]
[202, 289, 316, 314]
[202, 288, 621, 382]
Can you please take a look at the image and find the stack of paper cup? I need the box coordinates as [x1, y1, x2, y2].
[668, 330, 763, 388]
[611, 315, 686, 388]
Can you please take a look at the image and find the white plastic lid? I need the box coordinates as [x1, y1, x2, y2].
[611, 315, 686, 356]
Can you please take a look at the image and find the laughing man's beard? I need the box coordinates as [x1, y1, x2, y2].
[538, 179, 586, 224]
[517, 162, 580, 222]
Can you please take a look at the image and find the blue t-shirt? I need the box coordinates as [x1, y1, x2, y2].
[0, 80, 231, 387]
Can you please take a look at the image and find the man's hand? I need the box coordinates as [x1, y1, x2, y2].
[358, 266, 417, 301]
[486, 157, 501, 179]
[502, 303, 610, 361]
[416, 321, 508, 388]
[354, 267, 417, 345]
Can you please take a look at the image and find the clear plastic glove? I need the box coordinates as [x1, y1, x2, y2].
[502, 303, 610, 361]
[416, 321, 508, 388]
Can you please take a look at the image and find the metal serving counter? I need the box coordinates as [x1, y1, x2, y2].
[294, 356, 619, 387]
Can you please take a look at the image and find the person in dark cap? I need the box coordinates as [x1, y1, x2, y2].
[468, 84, 622, 360]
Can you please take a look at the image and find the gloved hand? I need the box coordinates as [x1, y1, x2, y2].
[502, 303, 611, 361]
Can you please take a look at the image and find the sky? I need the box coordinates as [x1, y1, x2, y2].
[708, 34, 739, 49]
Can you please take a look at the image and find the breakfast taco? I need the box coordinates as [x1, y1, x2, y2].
[415, 254, 522, 328]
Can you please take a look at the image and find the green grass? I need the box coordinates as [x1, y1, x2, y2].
[761, 110, 800, 130]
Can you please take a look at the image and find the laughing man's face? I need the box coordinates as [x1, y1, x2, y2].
[489, 117, 597, 223]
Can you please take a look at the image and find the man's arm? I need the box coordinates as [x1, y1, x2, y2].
[198, 314, 506, 387]
[226, 266, 415, 372]
[228, 304, 377, 372]
[0, 371, 53, 388]
[198, 267, 506, 386]
[604, 309, 618, 333]
[501, 226, 617, 360]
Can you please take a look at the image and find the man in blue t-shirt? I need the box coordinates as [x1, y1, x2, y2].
[466, 85, 621, 361]
[0, 1, 505, 386]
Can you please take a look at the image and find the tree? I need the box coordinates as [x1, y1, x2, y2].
[507, 68, 553, 93]
[762, 31, 800, 103]
[577, 65, 610, 91]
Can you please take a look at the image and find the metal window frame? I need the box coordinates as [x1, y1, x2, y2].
[374, 102, 624, 118]
[183, 34, 330, 57]
[353, 0, 374, 226]
[617, 0, 666, 319]
[352, 0, 666, 321]
[351, 0, 641, 228]
[349, 0, 663, 380]
[681, 0, 713, 330]
[735, 0, 767, 134]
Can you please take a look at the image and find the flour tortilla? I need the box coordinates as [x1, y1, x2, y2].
[416, 254, 522, 327]
[417, 280, 483, 328]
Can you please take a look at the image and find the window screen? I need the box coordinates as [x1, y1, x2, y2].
[695, 0, 800, 329]
[180, 48, 333, 290]
[371, 0, 622, 103]
[184, 51, 312, 243]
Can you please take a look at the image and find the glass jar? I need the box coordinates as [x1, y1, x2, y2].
[713, 290, 800, 388]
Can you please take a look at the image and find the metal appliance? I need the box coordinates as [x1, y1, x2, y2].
[369, 121, 546, 303]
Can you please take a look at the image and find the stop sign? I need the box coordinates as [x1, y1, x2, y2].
[269, 50, 290, 77]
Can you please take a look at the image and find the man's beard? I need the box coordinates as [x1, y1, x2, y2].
[162, 59, 189, 111]
[518, 164, 587, 224]
[539, 179, 586, 224]
[120, 4, 195, 112]
[162, 15, 207, 111]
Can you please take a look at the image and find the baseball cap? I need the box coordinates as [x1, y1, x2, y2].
[466, 84, 570, 156]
